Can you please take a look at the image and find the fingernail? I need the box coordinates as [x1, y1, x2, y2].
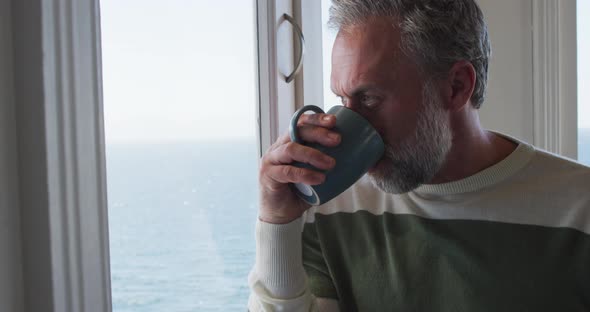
[315, 174, 325, 183]
[325, 156, 335, 165]
[323, 115, 332, 121]
[328, 132, 339, 141]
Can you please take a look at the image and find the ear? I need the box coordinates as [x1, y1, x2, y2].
[444, 60, 477, 111]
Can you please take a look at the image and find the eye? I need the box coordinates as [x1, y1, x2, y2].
[360, 94, 381, 109]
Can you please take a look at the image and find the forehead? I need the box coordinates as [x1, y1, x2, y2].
[331, 18, 404, 92]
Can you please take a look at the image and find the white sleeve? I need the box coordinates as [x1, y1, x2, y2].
[247, 218, 340, 312]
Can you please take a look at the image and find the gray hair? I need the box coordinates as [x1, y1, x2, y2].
[328, 0, 491, 109]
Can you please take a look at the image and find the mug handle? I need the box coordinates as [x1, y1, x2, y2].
[289, 105, 326, 143]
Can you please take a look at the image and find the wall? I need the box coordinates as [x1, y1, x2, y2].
[478, 0, 534, 142]
[11, 0, 57, 310]
[0, 0, 24, 311]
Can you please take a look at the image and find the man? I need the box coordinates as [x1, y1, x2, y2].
[248, 0, 590, 311]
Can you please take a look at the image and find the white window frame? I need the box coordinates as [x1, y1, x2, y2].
[294, 0, 325, 110]
[256, 0, 303, 154]
[4, 0, 579, 311]
[11, 0, 111, 311]
[256, 0, 279, 155]
[532, 0, 578, 159]
[256, 0, 323, 155]
[9, 0, 281, 311]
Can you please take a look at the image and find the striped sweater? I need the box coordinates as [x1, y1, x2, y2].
[248, 136, 590, 311]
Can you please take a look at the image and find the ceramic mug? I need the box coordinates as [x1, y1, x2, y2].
[289, 105, 385, 205]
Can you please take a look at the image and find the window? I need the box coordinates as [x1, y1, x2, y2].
[100, 1, 259, 310]
[11, 1, 580, 311]
[578, 0, 590, 165]
[321, 0, 339, 112]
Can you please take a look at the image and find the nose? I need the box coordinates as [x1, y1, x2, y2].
[343, 100, 361, 115]
[341, 101, 375, 127]
[341, 99, 356, 111]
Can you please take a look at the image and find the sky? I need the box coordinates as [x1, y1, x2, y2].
[100, 0, 257, 143]
[100, 0, 590, 144]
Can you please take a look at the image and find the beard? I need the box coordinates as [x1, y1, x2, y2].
[368, 79, 452, 194]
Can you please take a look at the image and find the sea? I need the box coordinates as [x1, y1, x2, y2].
[107, 140, 259, 311]
[106, 129, 590, 312]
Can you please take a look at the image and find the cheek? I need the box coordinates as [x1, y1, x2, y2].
[371, 106, 419, 146]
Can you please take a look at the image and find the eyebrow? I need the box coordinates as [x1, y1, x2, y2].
[331, 83, 380, 98]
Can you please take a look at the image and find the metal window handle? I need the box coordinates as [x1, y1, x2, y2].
[282, 13, 305, 83]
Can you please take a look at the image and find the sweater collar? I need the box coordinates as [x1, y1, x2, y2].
[412, 132, 536, 196]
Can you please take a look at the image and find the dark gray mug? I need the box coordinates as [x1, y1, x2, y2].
[289, 105, 385, 205]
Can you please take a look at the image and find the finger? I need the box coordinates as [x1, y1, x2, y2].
[276, 132, 291, 145]
[298, 113, 336, 128]
[297, 124, 341, 146]
[265, 132, 292, 154]
[266, 165, 326, 185]
[268, 142, 335, 170]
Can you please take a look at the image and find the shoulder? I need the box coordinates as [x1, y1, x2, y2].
[493, 131, 590, 194]
[520, 147, 590, 190]
[503, 146, 590, 234]
[532, 147, 590, 171]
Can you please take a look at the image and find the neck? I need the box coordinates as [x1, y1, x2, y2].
[429, 108, 518, 184]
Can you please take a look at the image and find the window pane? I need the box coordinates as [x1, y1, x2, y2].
[579, 0, 590, 165]
[321, 0, 340, 111]
[100, 1, 258, 311]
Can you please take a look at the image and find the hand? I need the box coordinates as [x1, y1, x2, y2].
[258, 113, 340, 224]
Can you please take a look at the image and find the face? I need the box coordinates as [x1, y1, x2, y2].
[331, 19, 452, 193]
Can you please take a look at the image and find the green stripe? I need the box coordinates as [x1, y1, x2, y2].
[302, 211, 590, 311]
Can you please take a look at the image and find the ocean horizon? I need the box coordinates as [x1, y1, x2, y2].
[107, 129, 590, 311]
